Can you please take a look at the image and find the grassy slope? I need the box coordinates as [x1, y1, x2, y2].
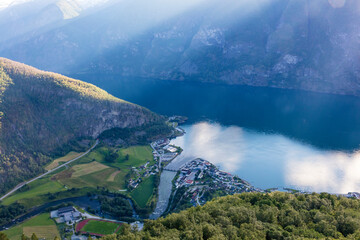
[3, 213, 59, 240]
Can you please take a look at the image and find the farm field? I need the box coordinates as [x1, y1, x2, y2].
[45, 151, 84, 170]
[1, 145, 157, 209]
[2, 177, 66, 206]
[107, 170, 121, 182]
[98, 146, 154, 169]
[131, 175, 156, 208]
[76, 219, 122, 236]
[3, 213, 60, 240]
[71, 161, 109, 178]
[58, 167, 124, 190]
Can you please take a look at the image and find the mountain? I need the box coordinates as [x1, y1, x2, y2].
[0, 0, 112, 51]
[103, 192, 360, 239]
[0, 57, 166, 195]
[1, 0, 360, 96]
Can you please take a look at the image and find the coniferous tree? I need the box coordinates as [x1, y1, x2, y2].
[30, 233, 38, 240]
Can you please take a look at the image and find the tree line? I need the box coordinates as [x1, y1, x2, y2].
[101, 192, 360, 239]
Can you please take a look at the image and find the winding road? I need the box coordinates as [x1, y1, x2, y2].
[0, 140, 99, 201]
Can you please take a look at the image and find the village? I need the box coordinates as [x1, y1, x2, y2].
[127, 120, 184, 190]
[127, 140, 183, 190]
[172, 158, 260, 208]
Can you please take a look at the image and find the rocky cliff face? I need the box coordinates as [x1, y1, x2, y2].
[0, 57, 163, 194]
[1, 0, 360, 96]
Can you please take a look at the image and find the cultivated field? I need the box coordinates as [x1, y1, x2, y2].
[2, 145, 157, 211]
[71, 161, 109, 178]
[2, 178, 65, 206]
[107, 170, 121, 182]
[3, 213, 60, 240]
[45, 151, 84, 170]
[131, 175, 156, 208]
[23, 226, 59, 239]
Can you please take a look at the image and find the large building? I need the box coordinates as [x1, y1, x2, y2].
[51, 206, 81, 223]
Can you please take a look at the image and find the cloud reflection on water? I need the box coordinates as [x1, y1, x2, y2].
[286, 151, 360, 193]
[171, 122, 360, 193]
[172, 122, 246, 171]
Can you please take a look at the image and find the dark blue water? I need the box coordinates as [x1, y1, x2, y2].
[72, 74, 360, 151]
[71, 74, 360, 193]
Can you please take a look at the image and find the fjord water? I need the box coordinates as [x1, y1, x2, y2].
[170, 123, 360, 193]
[74, 74, 360, 193]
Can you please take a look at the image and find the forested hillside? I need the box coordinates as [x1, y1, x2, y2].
[0, 58, 166, 195]
[103, 192, 360, 239]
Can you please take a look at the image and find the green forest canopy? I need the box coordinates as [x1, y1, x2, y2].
[102, 192, 360, 240]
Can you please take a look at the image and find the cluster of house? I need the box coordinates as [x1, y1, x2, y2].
[50, 206, 82, 224]
[173, 158, 258, 207]
[128, 162, 159, 189]
[175, 159, 209, 187]
[151, 139, 180, 164]
[127, 134, 182, 190]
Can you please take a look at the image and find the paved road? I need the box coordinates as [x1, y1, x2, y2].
[150, 142, 162, 168]
[0, 140, 99, 201]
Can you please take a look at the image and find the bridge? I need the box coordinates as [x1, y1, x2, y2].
[163, 168, 178, 172]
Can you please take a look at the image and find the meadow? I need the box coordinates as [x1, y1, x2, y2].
[2, 178, 66, 206]
[131, 175, 156, 208]
[3, 213, 60, 240]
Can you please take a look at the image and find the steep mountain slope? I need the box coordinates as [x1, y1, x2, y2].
[103, 192, 360, 239]
[0, 58, 164, 194]
[1, 0, 360, 96]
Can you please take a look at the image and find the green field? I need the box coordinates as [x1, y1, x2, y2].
[59, 167, 125, 189]
[58, 145, 154, 191]
[100, 146, 154, 168]
[69, 147, 107, 165]
[2, 213, 60, 240]
[80, 220, 121, 235]
[2, 178, 66, 206]
[2, 145, 156, 210]
[131, 175, 156, 208]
